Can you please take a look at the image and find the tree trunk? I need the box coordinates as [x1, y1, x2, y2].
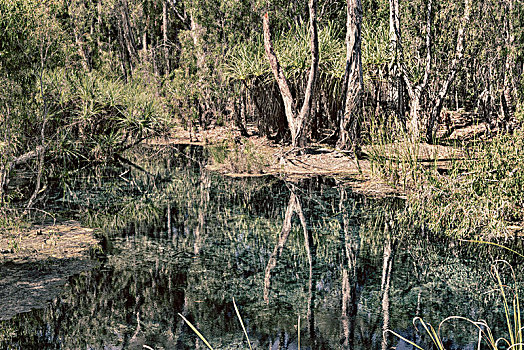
[388, 0, 405, 124]
[426, 0, 470, 142]
[117, 23, 131, 81]
[163, 0, 170, 73]
[120, 0, 138, 72]
[338, 0, 363, 153]
[262, 0, 319, 149]
[190, 13, 205, 70]
[73, 28, 91, 71]
[402, 0, 432, 141]
[501, 0, 516, 129]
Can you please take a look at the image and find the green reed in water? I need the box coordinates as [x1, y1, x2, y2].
[179, 298, 253, 350]
[386, 260, 523, 350]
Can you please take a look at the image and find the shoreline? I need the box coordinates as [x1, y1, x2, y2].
[0, 220, 100, 321]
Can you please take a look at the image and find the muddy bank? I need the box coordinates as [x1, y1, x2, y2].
[147, 125, 466, 197]
[0, 221, 99, 321]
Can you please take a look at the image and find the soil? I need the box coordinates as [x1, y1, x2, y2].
[0, 221, 99, 321]
[148, 124, 470, 197]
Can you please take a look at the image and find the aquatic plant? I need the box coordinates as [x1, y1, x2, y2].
[179, 298, 253, 350]
[386, 260, 524, 349]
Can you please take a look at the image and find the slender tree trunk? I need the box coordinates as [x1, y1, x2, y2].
[338, 0, 363, 153]
[388, 0, 405, 123]
[141, 8, 149, 62]
[73, 29, 91, 71]
[117, 24, 130, 81]
[190, 14, 204, 70]
[163, 0, 170, 73]
[120, 0, 138, 73]
[26, 42, 51, 212]
[402, 0, 432, 141]
[501, 0, 516, 128]
[262, 0, 319, 149]
[426, 0, 470, 142]
[97, 0, 102, 49]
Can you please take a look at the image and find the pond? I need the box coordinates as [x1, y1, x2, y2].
[1, 145, 523, 349]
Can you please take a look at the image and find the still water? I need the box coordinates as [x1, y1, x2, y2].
[1, 145, 523, 349]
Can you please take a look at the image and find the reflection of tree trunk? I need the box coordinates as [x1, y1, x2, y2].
[175, 166, 209, 348]
[380, 222, 396, 350]
[264, 190, 308, 303]
[339, 186, 360, 349]
[194, 165, 209, 256]
[167, 201, 172, 237]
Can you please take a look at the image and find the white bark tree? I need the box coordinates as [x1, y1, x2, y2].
[338, 0, 363, 153]
[262, 0, 319, 149]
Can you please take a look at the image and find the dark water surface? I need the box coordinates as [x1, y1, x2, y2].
[1, 145, 523, 349]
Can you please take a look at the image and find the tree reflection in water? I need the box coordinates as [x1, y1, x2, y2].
[0, 145, 522, 349]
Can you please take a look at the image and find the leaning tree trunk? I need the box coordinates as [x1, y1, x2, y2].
[338, 0, 363, 153]
[426, 0, 470, 142]
[262, 0, 319, 149]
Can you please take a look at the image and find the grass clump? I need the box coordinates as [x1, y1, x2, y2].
[43, 68, 169, 163]
[368, 127, 524, 240]
[413, 132, 524, 239]
[207, 136, 269, 174]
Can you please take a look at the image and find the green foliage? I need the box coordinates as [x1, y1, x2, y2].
[207, 136, 269, 174]
[42, 69, 168, 163]
[391, 132, 524, 240]
[222, 22, 345, 83]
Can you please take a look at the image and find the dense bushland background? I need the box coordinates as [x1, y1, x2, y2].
[0, 0, 523, 231]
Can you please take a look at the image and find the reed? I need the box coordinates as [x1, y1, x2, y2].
[179, 298, 253, 350]
[386, 260, 524, 350]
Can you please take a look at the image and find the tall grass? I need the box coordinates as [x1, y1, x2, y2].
[367, 116, 524, 240]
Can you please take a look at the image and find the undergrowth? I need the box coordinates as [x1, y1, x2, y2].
[369, 126, 524, 239]
[207, 136, 269, 174]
